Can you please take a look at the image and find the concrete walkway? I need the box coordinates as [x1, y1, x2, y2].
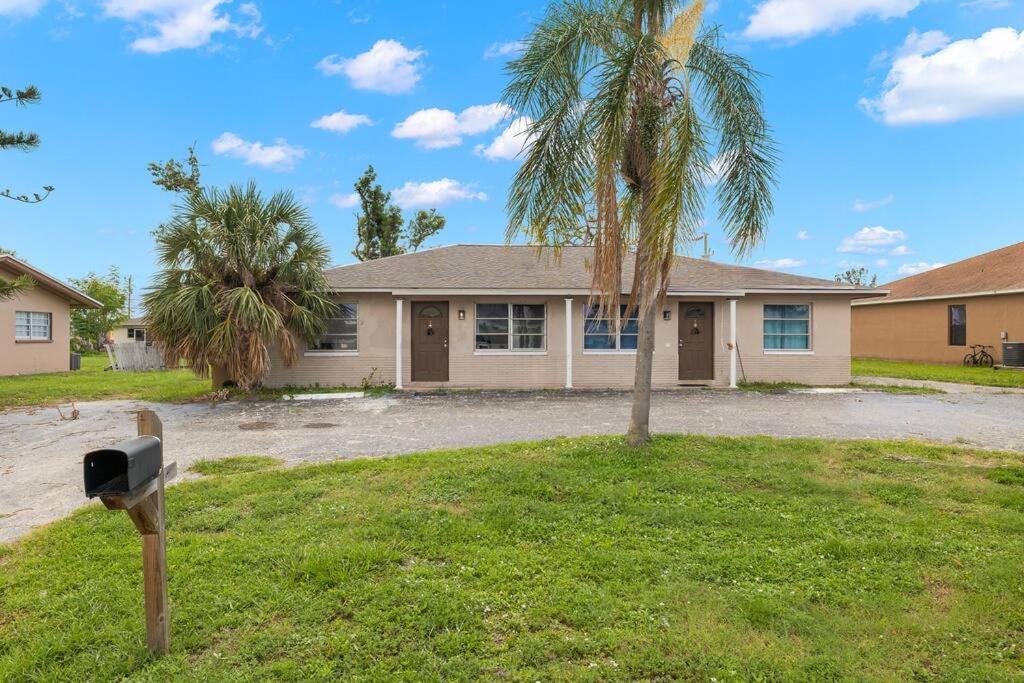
[852, 375, 1024, 394]
[2, 389, 1023, 543]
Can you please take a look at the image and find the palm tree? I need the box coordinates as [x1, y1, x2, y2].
[143, 183, 336, 391]
[0, 275, 33, 300]
[505, 0, 776, 446]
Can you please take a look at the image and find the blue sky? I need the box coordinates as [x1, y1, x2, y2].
[2, 0, 1023, 297]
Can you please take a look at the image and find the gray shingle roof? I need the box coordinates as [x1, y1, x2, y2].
[324, 245, 874, 293]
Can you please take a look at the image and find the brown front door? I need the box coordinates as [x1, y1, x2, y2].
[411, 301, 449, 382]
[678, 302, 714, 381]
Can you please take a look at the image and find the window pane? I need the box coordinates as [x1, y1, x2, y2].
[513, 334, 544, 350]
[619, 305, 639, 320]
[764, 334, 808, 350]
[949, 305, 966, 346]
[584, 334, 616, 350]
[512, 319, 544, 335]
[584, 319, 610, 335]
[475, 334, 509, 350]
[512, 304, 545, 319]
[326, 318, 357, 335]
[337, 303, 357, 319]
[313, 335, 357, 351]
[476, 319, 509, 334]
[621, 319, 639, 334]
[765, 304, 808, 320]
[764, 320, 808, 335]
[620, 334, 638, 350]
[476, 303, 508, 319]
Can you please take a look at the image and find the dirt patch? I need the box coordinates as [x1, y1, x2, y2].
[238, 421, 276, 431]
[303, 422, 336, 429]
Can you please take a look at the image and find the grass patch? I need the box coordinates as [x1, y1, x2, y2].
[739, 381, 943, 395]
[0, 354, 208, 410]
[188, 456, 283, 476]
[854, 358, 1024, 388]
[3, 436, 1024, 679]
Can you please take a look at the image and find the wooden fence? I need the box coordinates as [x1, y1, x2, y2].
[106, 343, 170, 372]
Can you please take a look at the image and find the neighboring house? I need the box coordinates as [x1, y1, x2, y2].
[852, 242, 1024, 365]
[108, 317, 148, 344]
[264, 245, 881, 390]
[0, 254, 102, 376]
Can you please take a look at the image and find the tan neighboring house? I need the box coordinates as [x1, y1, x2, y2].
[852, 242, 1024, 365]
[0, 254, 102, 376]
[264, 245, 882, 390]
[108, 317, 148, 344]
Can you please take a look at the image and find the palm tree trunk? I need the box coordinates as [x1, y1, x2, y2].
[626, 296, 657, 447]
[211, 363, 231, 389]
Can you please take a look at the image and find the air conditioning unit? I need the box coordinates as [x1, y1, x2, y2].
[1002, 342, 1024, 367]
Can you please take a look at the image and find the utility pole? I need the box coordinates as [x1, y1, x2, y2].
[692, 232, 713, 260]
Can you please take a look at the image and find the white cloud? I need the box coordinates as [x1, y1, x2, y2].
[392, 103, 512, 149]
[311, 110, 372, 134]
[889, 244, 914, 255]
[898, 261, 946, 275]
[211, 132, 305, 171]
[391, 179, 487, 209]
[862, 27, 1024, 125]
[796, 230, 811, 240]
[475, 116, 536, 161]
[875, 258, 889, 267]
[755, 258, 805, 269]
[483, 40, 525, 59]
[0, 0, 46, 16]
[101, 0, 263, 53]
[329, 192, 360, 209]
[852, 193, 895, 212]
[838, 226, 907, 253]
[744, 0, 919, 41]
[317, 39, 425, 94]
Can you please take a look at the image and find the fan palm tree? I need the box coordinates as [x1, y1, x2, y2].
[0, 275, 33, 300]
[505, 0, 777, 446]
[143, 183, 336, 391]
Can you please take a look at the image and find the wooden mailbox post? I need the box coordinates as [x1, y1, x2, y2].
[83, 410, 175, 656]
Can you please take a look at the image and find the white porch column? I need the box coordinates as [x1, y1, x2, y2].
[395, 298, 404, 389]
[728, 298, 738, 389]
[564, 297, 573, 389]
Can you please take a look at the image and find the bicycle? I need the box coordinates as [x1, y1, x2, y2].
[963, 344, 995, 368]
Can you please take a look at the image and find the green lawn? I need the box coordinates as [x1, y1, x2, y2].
[0, 353, 210, 409]
[3, 436, 1024, 680]
[854, 358, 1024, 388]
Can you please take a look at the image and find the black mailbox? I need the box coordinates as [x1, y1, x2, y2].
[84, 436, 162, 498]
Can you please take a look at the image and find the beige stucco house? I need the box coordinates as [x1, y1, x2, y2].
[108, 317, 148, 344]
[265, 245, 881, 390]
[1, 254, 102, 376]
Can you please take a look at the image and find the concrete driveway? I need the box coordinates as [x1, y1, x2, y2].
[2, 388, 1023, 542]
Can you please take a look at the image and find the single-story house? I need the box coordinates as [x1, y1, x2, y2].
[108, 317, 148, 344]
[852, 242, 1024, 365]
[0, 254, 102, 376]
[264, 245, 881, 390]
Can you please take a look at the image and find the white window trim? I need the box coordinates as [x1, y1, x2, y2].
[583, 303, 639, 352]
[307, 302, 358, 355]
[762, 302, 813, 355]
[15, 311, 52, 342]
[474, 303, 547, 353]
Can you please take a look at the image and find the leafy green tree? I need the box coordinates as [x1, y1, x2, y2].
[143, 183, 336, 390]
[351, 166, 446, 260]
[835, 267, 877, 287]
[70, 268, 129, 349]
[505, 0, 776, 445]
[1, 84, 54, 204]
[0, 247, 34, 301]
[148, 144, 203, 196]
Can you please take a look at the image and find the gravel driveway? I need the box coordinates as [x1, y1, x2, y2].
[2, 388, 1023, 542]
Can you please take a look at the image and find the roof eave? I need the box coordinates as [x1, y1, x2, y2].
[0, 255, 103, 308]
